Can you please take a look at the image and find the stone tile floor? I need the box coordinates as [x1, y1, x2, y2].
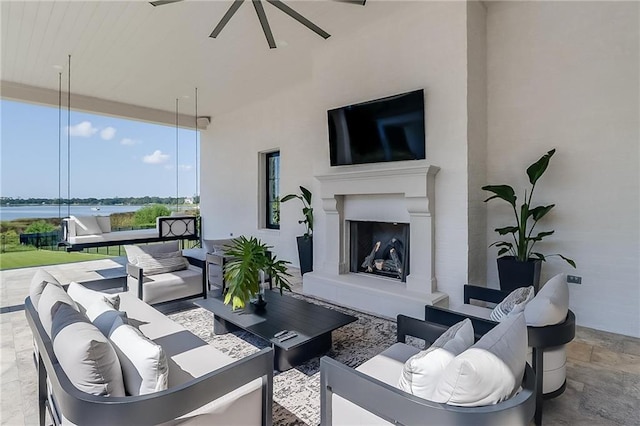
[1, 258, 639, 425]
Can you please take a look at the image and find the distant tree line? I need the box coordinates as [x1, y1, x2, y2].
[1, 196, 200, 206]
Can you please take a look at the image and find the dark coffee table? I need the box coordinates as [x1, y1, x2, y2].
[195, 291, 357, 371]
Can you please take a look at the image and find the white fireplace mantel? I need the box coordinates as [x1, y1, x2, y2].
[303, 160, 448, 320]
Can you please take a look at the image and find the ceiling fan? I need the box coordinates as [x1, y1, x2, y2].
[150, 0, 366, 49]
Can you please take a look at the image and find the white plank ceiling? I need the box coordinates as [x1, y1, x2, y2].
[1, 0, 401, 122]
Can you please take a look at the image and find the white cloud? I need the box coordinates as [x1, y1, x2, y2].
[120, 138, 140, 146]
[100, 127, 116, 140]
[179, 164, 193, 171]
[143, 150, 170, 164]
[68, 121, 98, 137]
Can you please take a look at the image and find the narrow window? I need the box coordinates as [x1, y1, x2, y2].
[265, 151, 280, 229]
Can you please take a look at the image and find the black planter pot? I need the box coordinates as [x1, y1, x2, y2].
[497, 256, 542, 293]
[296, 235, 313, 275]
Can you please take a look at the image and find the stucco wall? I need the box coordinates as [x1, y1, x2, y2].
[200, 0, 640, 337]
[486, 1, 640, 336]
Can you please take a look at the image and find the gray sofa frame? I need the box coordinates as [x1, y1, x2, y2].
[320, 314, 536, 426]
[25, 297, 274, 426]
[425, 284, 576, 425]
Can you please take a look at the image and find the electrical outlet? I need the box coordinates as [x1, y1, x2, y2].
[229, 232, 233, 237]
[567, 275, 582, 284]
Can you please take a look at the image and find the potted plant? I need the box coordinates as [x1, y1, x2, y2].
[482, 149, 576, 292]
[281, 186, 314, 275]
[223, 236, 292, 310]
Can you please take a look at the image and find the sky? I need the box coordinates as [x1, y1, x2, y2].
[0, 99, 199, 199]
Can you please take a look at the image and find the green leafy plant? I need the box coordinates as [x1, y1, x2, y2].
[482, 149, 576, 267]
[25, 220, 57, 234]
[133, 204, 171, 226]
[223, 236, 292, 310]
[281, 186, 313, 238]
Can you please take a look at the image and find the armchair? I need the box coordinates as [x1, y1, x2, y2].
[124, 241, 206, 305]
[425, 274, 576, 425]
[321, 314, 537, 425]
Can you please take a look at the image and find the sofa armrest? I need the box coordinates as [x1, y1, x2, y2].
[320, 356, 536, 426]
[396, 314, 451, 345]
[126, 263, 144, 300]
[424, 305, 498, 337]
[25, 297, 274, 426]
[464, 284, 510, 305]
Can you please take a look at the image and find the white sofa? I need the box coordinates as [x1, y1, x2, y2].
[61, 215, 199, 250]
[26, 270, 273, 426]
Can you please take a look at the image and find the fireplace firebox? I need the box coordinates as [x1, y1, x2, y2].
[349, 221, 409, 282]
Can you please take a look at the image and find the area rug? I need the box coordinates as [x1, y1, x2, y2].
[167, 293, 403, 426]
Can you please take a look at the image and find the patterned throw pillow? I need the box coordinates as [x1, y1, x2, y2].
[490, 286, 535, 322]
[136, 251, 189, 276]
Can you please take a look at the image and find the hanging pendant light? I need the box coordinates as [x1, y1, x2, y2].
[67, 55, 71, 218]
[58, 72, 62, 220]
[175, 98, 180, 212]
[194, 87, 199, 209]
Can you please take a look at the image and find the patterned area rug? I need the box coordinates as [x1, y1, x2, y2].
[167, 292, 400, 426]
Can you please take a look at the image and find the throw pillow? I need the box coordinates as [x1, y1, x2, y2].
[72, 215, 103, 236]
[29, 269, 60, 308]
[524, 273, 569, 327]
[136, 251, 189, 276]
[398, 319, 474, 397]
[490, 286, 535, 322]
[38, 283, 78, 337]
[51, 302, 125, 397]
[124, 241, 181, 265]
[109, 316, 169, 395]
[430, 313, 527, 407]
[67, 281, 120, 313]
[86, 297, 127, 337]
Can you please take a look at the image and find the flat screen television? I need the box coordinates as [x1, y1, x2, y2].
[328, 89, 425, 166]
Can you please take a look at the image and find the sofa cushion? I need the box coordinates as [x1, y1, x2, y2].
[490, 286, 534, 322]
[431, 313, 527, 407]
[51, 302, 125, 397]
[398, 319, 474, 397]
[86, 297, 127, 336]
[124, 241, 181, 265]
[109, 316, 169, 395]
[524, 273, 569, 327]
[130, 265, 203, 305]
[38, 283, 77, 337]
[203, 238, 236, 254]
[136, 251, 189, 276]
[29, 269, 60, 308]
[67, 281, 120, 313]
[72, 215, 103, 236]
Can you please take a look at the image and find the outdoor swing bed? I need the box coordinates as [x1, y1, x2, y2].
[55, 56, 204, 252]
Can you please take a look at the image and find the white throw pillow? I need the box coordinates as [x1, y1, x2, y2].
[136, 251, 189, 276]
[86, 297, 127, 336]
[51, 302, 125, 397]
[398, 319, 474, 398]
[109, 317, 169, 396]
[430, 313, 527, 407]
[67, 281, 120, 313]
[72, 215, 103, 236]
[124, 241, 181, 265]
[490, 286, 535, 322]
[38, 283, 78, 337]
[29, 269, 60, 307]
[524, 273, 569, 327]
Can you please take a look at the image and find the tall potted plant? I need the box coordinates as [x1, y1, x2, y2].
[482, 149, 575, 292]
[281, 186, 313, 275]
[223, 236, 292, 310]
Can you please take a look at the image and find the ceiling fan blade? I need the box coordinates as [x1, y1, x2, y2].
[149, 0, 183, 6]
[252, 0, 277, 49]
[210, 0, 245, 38]
[333, 0, 366, 5]
[266, 0, 330, 40]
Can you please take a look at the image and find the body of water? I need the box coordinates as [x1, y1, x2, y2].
[0, 205, 145, 221]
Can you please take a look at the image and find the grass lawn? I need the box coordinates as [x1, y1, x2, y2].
[0, 250, 113, 270]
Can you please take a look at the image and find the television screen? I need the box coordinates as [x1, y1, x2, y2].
[328, 89, 425, 166]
